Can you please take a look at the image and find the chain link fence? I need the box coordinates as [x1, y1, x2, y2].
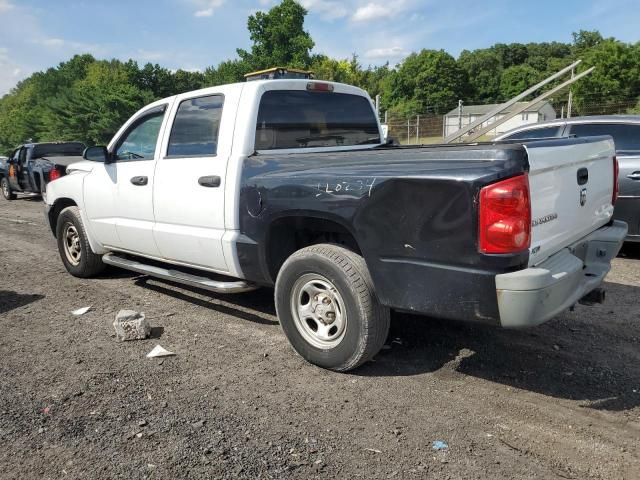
[382, 97, 640, 145]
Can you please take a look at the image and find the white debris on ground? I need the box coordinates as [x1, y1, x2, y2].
[146, 345, 176, 358]
[71, 306, 91, 316]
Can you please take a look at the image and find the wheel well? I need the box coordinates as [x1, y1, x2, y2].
[48, 198, 77, 237]
[265, 216, 361, 281]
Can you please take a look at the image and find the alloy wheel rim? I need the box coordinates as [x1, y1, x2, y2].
[290, 273, 347, 349]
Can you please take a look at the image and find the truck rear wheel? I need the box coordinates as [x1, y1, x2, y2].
[275, 244, 390, 371]
[1, 178, 16, 200]
[56, 206, 105, 278]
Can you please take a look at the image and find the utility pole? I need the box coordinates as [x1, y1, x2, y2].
[407, 118, 410, 144]
[416, 115, 420, 144]
[457, 100, 463, 133]
[375, 94, 380, 118]
[567, 68, 575, 118]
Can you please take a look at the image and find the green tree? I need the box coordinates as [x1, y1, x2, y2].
[572, 37, 640, 114]
[237, 0, 314, 70]
[312, 54, 369, 85]
[458, 49, 503, 103]
[493, 43, 529, 68]
[499, 64, 542, 99]
[383, 49, 469, 114]
[203, 59, 250, 86]
[172, 69, 206, 93]
[572, 30, 604, 53]
[42, 60, 154, 145]
[130, 62, 176, 98]
[0, 79, 42, 152]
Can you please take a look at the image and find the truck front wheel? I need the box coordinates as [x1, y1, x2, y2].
[1, 177, 16, 200]
[56, 206, 105, 278]
[275, 244, 390, 371]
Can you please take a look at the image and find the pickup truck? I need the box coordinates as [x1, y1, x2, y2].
[45, 79, 627, 371]
[1, 142, 85, 201]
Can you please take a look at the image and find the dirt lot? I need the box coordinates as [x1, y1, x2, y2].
[0, 197, 639, 480]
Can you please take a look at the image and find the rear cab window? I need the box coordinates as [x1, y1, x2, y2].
[568, 123, 640, 153]
[254, 90, 380, 150]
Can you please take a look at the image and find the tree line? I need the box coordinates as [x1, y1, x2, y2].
[1, 0, 639, 153]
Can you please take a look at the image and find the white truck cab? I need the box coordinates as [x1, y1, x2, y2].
[47, 79, 383, 278]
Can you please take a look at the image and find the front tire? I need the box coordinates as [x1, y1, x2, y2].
[1, 177, 16, 200]
[275, 244, 390, 371]
[56, 206, 105, 278]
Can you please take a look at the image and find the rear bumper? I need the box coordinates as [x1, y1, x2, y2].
[495, 220, 627, 328]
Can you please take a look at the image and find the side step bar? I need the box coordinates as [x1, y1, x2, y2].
[102, 253, 257, 294]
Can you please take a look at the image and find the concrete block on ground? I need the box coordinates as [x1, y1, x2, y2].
[113, 310, 150, 341]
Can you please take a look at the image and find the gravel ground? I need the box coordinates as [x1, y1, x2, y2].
[1, 197, 639, 479]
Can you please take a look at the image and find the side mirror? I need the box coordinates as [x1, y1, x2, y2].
[83, 146, 110, 163]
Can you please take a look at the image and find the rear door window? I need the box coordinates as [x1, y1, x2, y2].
[503, 126, 563, 140]
[167, 95, 224, 157]
[568, 123, 640, 152]
[255, 90, 380, 150]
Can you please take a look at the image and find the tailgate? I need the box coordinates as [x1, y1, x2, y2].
[524, 136, 615, 266]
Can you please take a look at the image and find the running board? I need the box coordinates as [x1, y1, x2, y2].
[102, 253, 257, 294]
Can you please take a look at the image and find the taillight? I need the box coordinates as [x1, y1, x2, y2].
[479, 174, 531, 254]
[49, 167, 62, 182]
[612, 156, 619, 205]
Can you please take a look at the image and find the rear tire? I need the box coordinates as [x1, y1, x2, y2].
[275, 244, 390, 372]
[56, 206, 105, 278]
[1, 177, 16, 200]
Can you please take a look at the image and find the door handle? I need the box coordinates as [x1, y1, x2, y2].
[130, 176, 148, 186]
[627, 172, 640, 180]
[198, 175, 221, 188]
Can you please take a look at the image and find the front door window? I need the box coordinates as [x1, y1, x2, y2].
[114, 108, 165, 161]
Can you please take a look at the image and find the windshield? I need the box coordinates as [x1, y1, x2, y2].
[255, 90, 380, 150]
[32, 143, 85, 159]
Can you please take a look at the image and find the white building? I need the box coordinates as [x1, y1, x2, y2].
[444, 101, 557, 138]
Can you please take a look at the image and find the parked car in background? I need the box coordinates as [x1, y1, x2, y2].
[497, 116, 640, 242]
[0, 156, 8, 177]
[0, 142, 85, 201]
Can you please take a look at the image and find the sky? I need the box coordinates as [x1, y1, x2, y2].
[0, 0, 639, 95]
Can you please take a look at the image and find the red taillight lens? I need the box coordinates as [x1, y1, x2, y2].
[48, 167, 62, 182]
[612, 156, 619, 205]
[479, 174, 531, 254]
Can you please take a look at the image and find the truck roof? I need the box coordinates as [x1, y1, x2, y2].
[149, 79, 371, 107]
